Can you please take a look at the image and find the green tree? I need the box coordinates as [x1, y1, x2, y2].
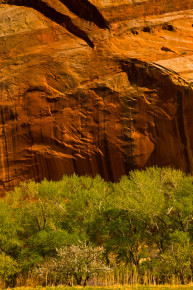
[115, 167, 193, 253]
[6, 179, 79, 272]
[0, 253, 20, 287]
[0, 201, 22, 256]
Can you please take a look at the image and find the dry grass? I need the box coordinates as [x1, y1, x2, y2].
[12, 285, 193, 290]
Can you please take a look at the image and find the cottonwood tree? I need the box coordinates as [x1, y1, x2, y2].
[36, 243, 109, 286]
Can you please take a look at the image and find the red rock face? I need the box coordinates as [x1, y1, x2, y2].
[0, 0, 193, 194]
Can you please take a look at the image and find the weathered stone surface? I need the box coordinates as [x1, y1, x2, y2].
[0, 0, 193, 193]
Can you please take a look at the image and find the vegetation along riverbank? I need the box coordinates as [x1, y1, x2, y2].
[1, 167, 193, 287]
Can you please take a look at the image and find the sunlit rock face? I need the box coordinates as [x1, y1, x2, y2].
[0, 0, 193, 194]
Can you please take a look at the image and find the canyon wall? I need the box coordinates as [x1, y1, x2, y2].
[0, 0, 193, 193]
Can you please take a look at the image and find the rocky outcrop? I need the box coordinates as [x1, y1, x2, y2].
[0, 0, 193, 194]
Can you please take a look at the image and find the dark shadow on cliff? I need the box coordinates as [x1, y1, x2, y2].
[120, 58, 182, 88]
[120, 58, 193, 174]
[59, 0, 109, 29]
[5, 0, 94, 48]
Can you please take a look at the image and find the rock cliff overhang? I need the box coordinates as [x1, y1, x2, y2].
[0, 0, 193, 193]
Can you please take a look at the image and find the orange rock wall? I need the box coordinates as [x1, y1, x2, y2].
[0, 0, 193, 193]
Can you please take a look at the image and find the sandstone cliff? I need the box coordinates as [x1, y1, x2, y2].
[0, 0, 193, 193]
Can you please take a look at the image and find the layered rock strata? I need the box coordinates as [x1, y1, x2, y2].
[0, 0, 193, 193]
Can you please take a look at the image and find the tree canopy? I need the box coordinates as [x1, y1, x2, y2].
[1, 167, 193, 286]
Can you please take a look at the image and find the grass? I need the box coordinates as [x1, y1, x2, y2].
[12, 285, 193, 290]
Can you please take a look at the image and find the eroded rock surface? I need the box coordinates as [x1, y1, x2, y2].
[0, 0, 193, 193]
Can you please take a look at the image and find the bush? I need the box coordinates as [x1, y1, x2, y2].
[0, 253, 20, 287]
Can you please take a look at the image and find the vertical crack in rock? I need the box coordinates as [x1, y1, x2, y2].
[176, 90, 193, 173]
[0, 107, 10, 189]
[177, 90, 189, 171]
[5, 0, 94, 48]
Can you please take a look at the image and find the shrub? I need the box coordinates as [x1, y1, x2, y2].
[0, 253, 20, 287]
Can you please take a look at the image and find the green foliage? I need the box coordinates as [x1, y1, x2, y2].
[114, 167, 193, 252]
[153, 242, 192, 284]
[0, 253, 20, 285]
[0, 200, 22, 255]
[1, 167, 193, 286]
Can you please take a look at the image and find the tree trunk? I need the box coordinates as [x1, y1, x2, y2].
[83, 275, 90, 286]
